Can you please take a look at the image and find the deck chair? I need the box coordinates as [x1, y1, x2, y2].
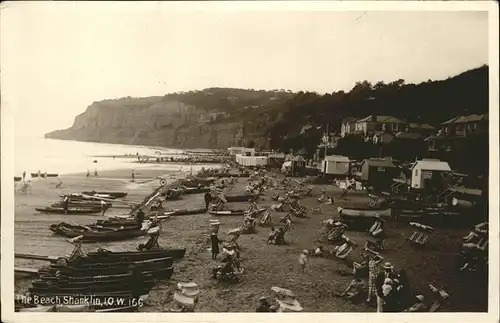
[271, 203, 284, 212]
[272, 192, 280, 201]
[428, 285, 449, 312]
[364, 240, 384, 252]
[407, 222, 434, 246]
[334, 237, 358, 260]
[317, 193, 327, 203]
[260, 210, 272, 225]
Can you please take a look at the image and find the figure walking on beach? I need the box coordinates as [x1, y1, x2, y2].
[94, 169, 99, 178]
[211, 231, 221, 260]
[204, 192, 212, 209]
[62, 195, 70, 214]
[86, 169, 90, 178]
[132, 169, 135, 181]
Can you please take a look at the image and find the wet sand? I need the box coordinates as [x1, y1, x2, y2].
[15, 169, 487, 312]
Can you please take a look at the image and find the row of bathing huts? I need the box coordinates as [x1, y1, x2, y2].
[228, 146, 482, 199]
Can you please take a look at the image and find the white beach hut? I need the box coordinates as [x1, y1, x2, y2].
[410, 159, 452, 189]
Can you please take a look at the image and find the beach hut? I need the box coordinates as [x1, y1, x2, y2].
[360, 158, 397, 187]
[268, 153, 286, 168]
[228, 147, 255, 156]
[319, 155, 350, 177]
[410, 159, 452, 190]
[290, 156, 306, 176]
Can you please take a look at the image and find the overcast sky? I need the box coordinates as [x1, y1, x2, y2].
[1, 3, 489, 137]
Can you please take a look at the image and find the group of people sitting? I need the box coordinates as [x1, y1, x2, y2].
[459, 222, 489, 272]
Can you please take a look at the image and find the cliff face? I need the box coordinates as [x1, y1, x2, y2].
[44, 89, 287, 149]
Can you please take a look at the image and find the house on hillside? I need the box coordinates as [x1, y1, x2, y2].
[410, 159, 453, 191]
[318, 155, 351, 177]
[407, 123, 436, 137]
[426, 113, 488, 153]
[440, 113, 488, 137]
[352, 115, 407, 135]
[340, 117, 357, 137]
[360, 158, 397, 187]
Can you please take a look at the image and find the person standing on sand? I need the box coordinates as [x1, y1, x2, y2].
[211, 231, 221, 260]
[299, 249, 309, 273]
[132, 169, 135, 181]
[204, 192, 212, 209]
[62, 195, 70, 214]
[86, 170, 90, 178]
[94, 169, 98, 178]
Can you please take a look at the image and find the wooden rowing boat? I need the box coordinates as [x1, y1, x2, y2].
[14, 176, 22, 182]
[51, 256, 174, 270]
[170, 208, 207, 216]
[50, 223, 118, 234]
[209, 209, 246, 216]
[31, 173, 59, 178]
[86, 248, 186, 261]
[36, 207, 102, 215]
[81, 191, 128, 199]
[49, 225, 149, 242]
[181, 187, 211, 194]
[337, 206, 393, 218]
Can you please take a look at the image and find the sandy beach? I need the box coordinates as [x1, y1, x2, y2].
[14, 166, 487, 312]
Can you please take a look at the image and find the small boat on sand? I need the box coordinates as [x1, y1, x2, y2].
[337, 206, 392, 218]
[85, 248, 186, 261]
[49, 224, 151, 242]
[81, 191, 128, 199]
[35, 207, 102, 215]
[31, 173, 59, 178]
[209, 209, 246, 216]
[14, 176, 22, 182]
[170, 208, 207, 216]
[181, 187, 211, 194]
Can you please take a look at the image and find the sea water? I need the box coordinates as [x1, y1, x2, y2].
[13, 134, 187, 177]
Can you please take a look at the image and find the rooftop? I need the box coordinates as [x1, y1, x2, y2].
[411, 159, 452, 172]
[356, 115, 405, 124]
[324, 155, 350, 162]
[409, 123, 435, 129]
[395, 132, 423, 140]
[441, 114, 488, 125]
[362, 158, 396, 168]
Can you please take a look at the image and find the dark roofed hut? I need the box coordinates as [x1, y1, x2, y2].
[290, 155, 306, 176]
[360, 158, 397, 188]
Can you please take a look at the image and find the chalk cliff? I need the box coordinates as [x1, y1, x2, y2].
[45, 89, 293, 149]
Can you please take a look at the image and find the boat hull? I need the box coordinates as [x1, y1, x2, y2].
[36, 207, 102, 215]
[81, 191, 128, 199]
[171, 208, 207, 216]
[209, 210, 246, 216]
[338, 207, 392, 218]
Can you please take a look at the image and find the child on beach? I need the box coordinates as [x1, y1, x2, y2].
[298, 250, 309, 273]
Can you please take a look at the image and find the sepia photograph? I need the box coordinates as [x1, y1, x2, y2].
[1, 1, 498, 322]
